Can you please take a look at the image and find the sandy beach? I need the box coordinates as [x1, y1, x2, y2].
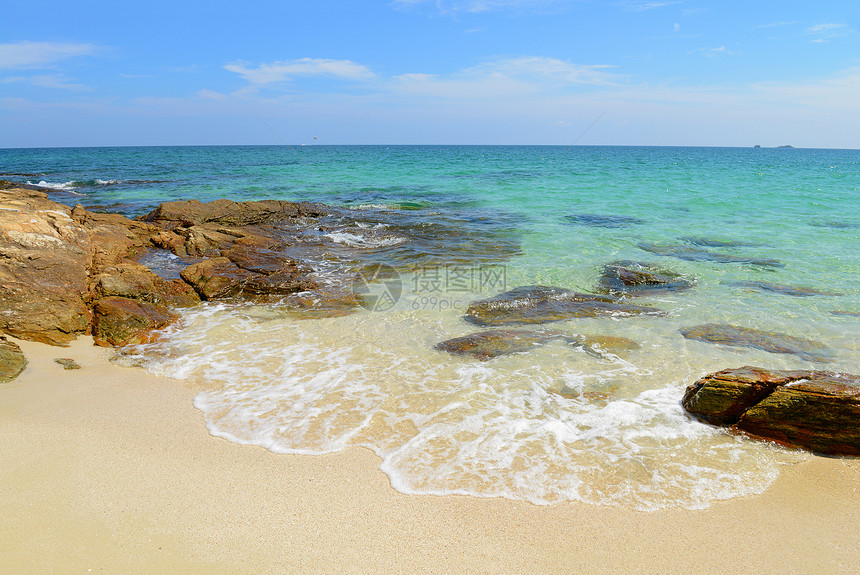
[1, 336, 858, 575]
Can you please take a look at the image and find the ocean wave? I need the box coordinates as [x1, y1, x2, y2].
[323, 230, 408, 249]
[124, 305, 807, 512]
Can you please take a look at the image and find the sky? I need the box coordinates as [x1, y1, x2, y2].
[1, 0, 858, 148]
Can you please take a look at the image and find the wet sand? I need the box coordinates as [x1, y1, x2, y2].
[2, 337, 858, 574]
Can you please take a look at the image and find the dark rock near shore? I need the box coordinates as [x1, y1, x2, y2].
[680, 323, 834, 363]
[138, 198, 330, 228]
[682, 366, 860, 456]
[180, 256, 316, 300]
[597, 261, 694, 296]
[0, 336, 28, 383]
[91, 296, 177, 347]
[464, 286, 663, 326]
[436, 329, 640, 361]
[638, 242, 784, 268]
[724, 280, 843, 297]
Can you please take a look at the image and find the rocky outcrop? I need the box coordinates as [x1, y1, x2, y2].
[0, 336, 28, 383]
[597, 261, 694, 296]
[680, 323, 833, 363]
[0, 188, 93, 344]
[464, 286, 663, 326]
[0, 186, 342, 346]
[682, 366, 860, 456]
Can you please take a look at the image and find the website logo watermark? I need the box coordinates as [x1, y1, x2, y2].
[353, 263, 507, 312]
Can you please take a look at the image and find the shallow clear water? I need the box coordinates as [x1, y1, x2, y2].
[3, 145, 858, 509]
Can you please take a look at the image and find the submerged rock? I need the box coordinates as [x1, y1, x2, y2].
[435, 329, 641, 361]
[831, 310, 860, 317]
[0, 336, 27, 383]
[638, 242, 783, 268]
[464, 286, 663, 326]
[680, 323, 834, 363]
[597, 261, 694, 296]
[564, 213, 644, 228]
[680, 236, 763, 248]
[724, 280, 843, 297]
[682, 366, 860, 456]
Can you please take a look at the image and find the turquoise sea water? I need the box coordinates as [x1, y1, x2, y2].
[3, 145, 858, 509]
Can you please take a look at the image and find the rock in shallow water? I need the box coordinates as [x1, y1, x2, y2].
[638, 242, 783, 268]
[434, 329, 640, 361]
[724, 280, 843, 297]
[597, 260, 694, 296]
[564, 213, 644, 228]
[682, 366, 860, 456]
[680, 323, 834, 363]
[464, 286, 663, 326]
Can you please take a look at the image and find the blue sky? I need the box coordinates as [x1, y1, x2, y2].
[1, 1, 858, 147]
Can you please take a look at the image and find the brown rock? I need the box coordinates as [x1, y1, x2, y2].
[464, 286, 663, 326]
[0, 336, 28, 383]
[0, 188, 93, 344]
[597, 261, 694, 296]
[138, 198, 330, 228]
[682, 366, 860, 456]
[680, 323, 834, 363]
[89, 262, 199, 307]
[91, 296, 177, 347]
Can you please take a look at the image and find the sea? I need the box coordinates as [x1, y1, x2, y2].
[2, 145, 858, 510]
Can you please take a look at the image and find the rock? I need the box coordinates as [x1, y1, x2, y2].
[54, 358, 81, 370]
[180, 257, 316, 300]
[682, 366, 860, 456]
[680, 323, 834, 363]
[138, 198, 330, 228]
[638, 242, 783, 268]
[564, 214, 644, 228]
[436, 330, 577, 360]
[680, 236, 763, 248]
[435, 329, 641, 361]
[0, 336, 28, 383]
[724, 280, 843, 297]
[597, 261, 694, 296]
[464, 286, 663, 326]
[0, 189, 93, 344]
[91, 296, 177, 347]
[579, 334, 641, 355]
[89, 262, 200, 307]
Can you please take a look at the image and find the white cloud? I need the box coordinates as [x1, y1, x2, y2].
[224, 58, 376, 85]
[617, 1, 682, 12]
[806, 23, 851, 43]
[390, 0, 566, 14]
[0, 74, 89, 90]
[0, 41, 99, 70]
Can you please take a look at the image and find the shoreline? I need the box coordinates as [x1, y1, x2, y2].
[2, 336, 859, 574]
